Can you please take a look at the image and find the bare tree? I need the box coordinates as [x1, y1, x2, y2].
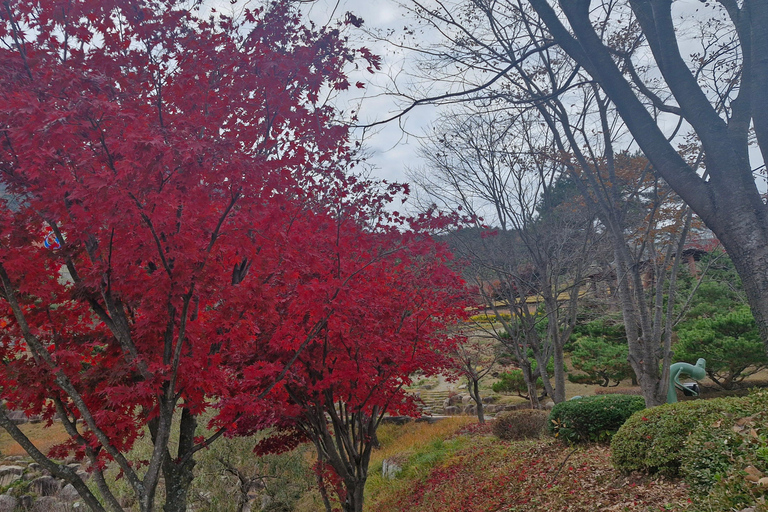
[452, 335, 499, 422]
[413, 109, 596, 405]
[388, 0, 768, 358]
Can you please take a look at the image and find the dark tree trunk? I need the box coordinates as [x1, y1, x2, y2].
[162, 408, 197, 512]
[342, 481, 366, 512]
[468, 377, 485, 423]
[528, 0, 768, 357]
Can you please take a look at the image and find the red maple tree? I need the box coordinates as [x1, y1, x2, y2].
[0, 1, 465, 511]
[214, 201, 468, 512]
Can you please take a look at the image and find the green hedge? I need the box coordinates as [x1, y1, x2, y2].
[547, 394, 645, 444]
[611, 391, 768, 511]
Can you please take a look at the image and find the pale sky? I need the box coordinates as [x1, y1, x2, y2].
[296, 0, 765, 193]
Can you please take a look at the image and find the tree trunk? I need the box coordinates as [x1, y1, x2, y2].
[469, 377, 485, 423]
[551, 342, 565, 403]
[162, 408, 197, 512]
[342, 480, 366, 512]
[529, 0, 768, 357]
[711, 203, 768, 354]
[520, 362, 541, 409]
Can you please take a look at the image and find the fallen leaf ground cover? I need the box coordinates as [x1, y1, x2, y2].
[367, 422, 692, 512]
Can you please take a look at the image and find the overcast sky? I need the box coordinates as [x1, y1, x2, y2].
[293, 0, 765, 195]
[299, 0, 436, 184]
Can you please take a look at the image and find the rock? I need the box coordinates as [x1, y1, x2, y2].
[484, 405, 498, 413]
[0, 495, 17, 512]
[30, 475, 62, 496]
[382, 459, 402, 479]
[443, 406, 460, 415]
[28, 415, 43, 424]
[443, 398, 451, 408]
[461, 395, 472, 405]
[0, 466, 23, 487]
[544, 401, 555, 410]
[463, 404, 476, 415]
[32, 496, 70, 512]
[482, 395, 499, 404]
[447, 394, 462, 406]
[6, 411, 28, 425]
[75, 470, 90, 482]
[18, 495, 33, 510]
[58, 483, 80, 502]
[745, 465, 763, 482]
[27, 463, 41, 472]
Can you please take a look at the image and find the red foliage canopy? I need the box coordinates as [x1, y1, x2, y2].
[0, 0, 465, 507]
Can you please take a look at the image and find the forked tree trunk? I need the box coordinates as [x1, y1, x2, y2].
[162, 408, 197, 512]
[468, 377, 486, 423]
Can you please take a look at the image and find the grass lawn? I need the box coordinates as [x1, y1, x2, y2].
[0, 421, 70, 458]
[365, 420, 692, 512]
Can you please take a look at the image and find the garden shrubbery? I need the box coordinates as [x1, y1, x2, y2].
[548, 395, 645, 444]
[611, 391, 768, 511]
[491, 409, 549, 441]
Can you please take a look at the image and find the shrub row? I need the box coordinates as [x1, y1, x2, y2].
[547, 395, 645, 443]
[490, 394, 645, 444]
[611, 391, 768, 510]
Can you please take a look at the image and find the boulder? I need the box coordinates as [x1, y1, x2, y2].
[0, 466, 23, 487]
[461, 395, 472, 405]
[58, 483, 80, 502]
[32, 496, 70, 512]
[30, 475, 62, 496]
[443, 406, 461, 415]
[382, 459, 403, 479]
[6, 411, 28, 425]
[0, 495, 17, 512]
[17, 495, 33, 510]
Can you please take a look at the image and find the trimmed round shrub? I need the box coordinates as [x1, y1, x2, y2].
[492, 409, 549, 441]
[611, 399, 720, 477]
[611, 392, 768, 480]
[548, 394, 645, 444]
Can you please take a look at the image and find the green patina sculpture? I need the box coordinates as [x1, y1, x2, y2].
[667, 358, 706, 403]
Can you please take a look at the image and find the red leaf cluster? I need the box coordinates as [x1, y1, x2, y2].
[0, 0, 468, 478]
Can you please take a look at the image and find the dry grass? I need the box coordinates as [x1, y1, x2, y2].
[0, 422, 70, 457]
[368, 432, 693, 512]
[372, 417, 474, 464]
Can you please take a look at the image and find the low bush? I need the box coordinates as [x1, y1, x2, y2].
[548, 395, 645, 444]
[611, 392, 768, 486]
[491, 409, 549, 441]
[610, 399, 721, 477]
[593, 387, 643, 396]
